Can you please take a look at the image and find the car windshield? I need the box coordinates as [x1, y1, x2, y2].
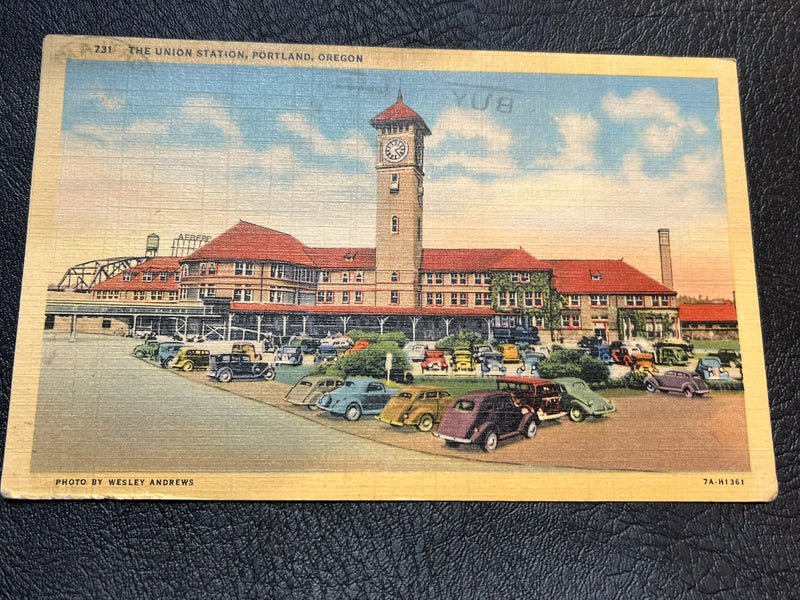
[571, 381, 588, 390]
[299, 381, 313, 387]
[344, 381, 355, 387]
[454, 399, 476, 412]
[396, 392, 413, 399]
[280, 346, 295, 353]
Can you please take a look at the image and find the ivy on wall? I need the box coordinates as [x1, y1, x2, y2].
[617, 308, 676, 337]
[490, 272, 563, 330]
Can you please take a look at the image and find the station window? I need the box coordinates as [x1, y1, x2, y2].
[355, 291, 363, 304]
[391, 271, 398, 282]
[590, 295, 608, 307]
[123, 272, 132, 281]
[390, 290, 399, 304]
[391, 215, 399, 234]
[141, 272, 153, 282]
[625, 295, 644, 307]
[342, 291, 350, 304]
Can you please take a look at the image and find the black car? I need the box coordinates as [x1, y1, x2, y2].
[208, 353, 276, 383]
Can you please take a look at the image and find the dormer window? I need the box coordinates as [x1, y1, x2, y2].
[141, 272, 153, 282]
[591, 271, 602, 280]
[122, 272, 132, 281]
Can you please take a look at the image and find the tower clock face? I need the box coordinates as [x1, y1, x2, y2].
[383, 137, 408, 162]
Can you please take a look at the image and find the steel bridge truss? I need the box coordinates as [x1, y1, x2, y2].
[56, 257, 148, 292]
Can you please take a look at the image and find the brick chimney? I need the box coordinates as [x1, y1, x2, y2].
[658, 228, 674, 289]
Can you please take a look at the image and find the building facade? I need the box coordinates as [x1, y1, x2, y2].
[86, 93, 679, 343]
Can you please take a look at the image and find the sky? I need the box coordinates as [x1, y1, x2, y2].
[53, 59, 734, 298]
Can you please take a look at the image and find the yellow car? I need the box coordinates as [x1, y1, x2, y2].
[498, 343, 522, 364]
[376, 386, 452, 432]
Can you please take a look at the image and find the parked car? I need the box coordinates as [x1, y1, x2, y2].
[433, 390, 540, 452]
[275, 345, 304, 366]
[132, 338, 160, 360]
[585, 344, 612, 364]
[388, 368, 416, 385]
[653, 343, 689, 366]
[554, 377, 616, 422]
[644, 369, 710, 397]
[578, 335, 605, 349]
[491, 326, 540, 347]
[610, 346, 633, 366]
[630, 352, 656, 374]
[474, 345, 494, 362]
[316, 378, 400, 421]
[345, 340, 371, 355]
[480, 352, 507, 377]
[421, 350, 449, 373]
[403, 341, 436, 362]
[208, 353, 277, 383]
[451, 349, 476, 372]
[314, 345, 341, 365]
[157, 342, 184, 368]
[232, 342, 262, 362]
[497, 343, 522, 364]
[290, 336, 321, 354]
[284, 375, 344, 409]
[495, 376, 567, 422]
[695, 357, 731, 381]
[710, 349, 742, 368]
[320, 333, 353, 349]
[172, 348, 210, 371]
[655, 339, 694, 357]
[515, 351, 545, 376]
[376, 386, 452, 432]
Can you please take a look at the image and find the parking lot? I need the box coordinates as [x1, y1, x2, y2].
[31, 334, 750, 473]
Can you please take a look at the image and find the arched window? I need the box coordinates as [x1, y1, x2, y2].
[391, 215, 399, 234]
[391, 271, 398, 282]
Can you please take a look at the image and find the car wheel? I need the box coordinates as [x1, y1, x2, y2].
[134, 350, 145, 359]
[645, 380, 657, 393]
[262, 368, 276, 381]
[417, 414, 434, 432]
[161, 358, 174, 369]
[217, 369, 232, 383]
[182, 361, 194, 372]
[682, 386, 694, 398]
[344, 404, 362, 421]
[516, 366, 525, 375]
[524, 419, 538, 439]
[569, 406, 586, 423]
[481, 429, 499, 453]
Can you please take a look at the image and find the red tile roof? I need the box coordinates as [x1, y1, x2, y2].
[183, 221, 316, 266]
[305, 247, 376, 269]
[370, 91, 431, 135]
[547, 260, 674, 294]
[94, 257, 181, 291]
[679, 301, 738, 323]
[421, 248, 549, 272]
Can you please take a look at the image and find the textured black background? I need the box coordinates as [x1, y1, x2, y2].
[1, 2, 798, 598]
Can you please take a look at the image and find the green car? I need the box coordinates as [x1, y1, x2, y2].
[554, 377, 616, 423]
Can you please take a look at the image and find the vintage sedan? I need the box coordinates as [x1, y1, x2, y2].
[172, 348, 210, 371]
[554, 377, 616, 422]
[284, 375, 344, 409]
[403, 341, 435, 362]
[495, 377, 567, 422]
[275, 345, 304, 366]
[316, 378, 400, 421]
[345, 340, 371, 355]
[421, 350, 449, 373]
[644, 369, 710, 397]
[314, 345, 341, 365]
[515, 351, 545, 376]
[376, 386, 452, 432]
[157, 342, 184, 368]
[711, 349, 742, 368]
[480, 352, 507, 377]
[451, 349, 476, 373]
[498, 343, 522, 364]
[208, 353, 276, 383]
[585, 344, 612, 364]
[434, 391, 539, 452]
[695, 357, 731, 381]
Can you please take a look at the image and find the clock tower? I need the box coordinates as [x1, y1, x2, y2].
[370, 91, 430, 308]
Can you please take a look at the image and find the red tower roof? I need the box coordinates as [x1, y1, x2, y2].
[370, 90, 431, 135]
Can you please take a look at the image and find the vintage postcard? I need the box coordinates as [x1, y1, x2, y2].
[1, 35, 776, 500]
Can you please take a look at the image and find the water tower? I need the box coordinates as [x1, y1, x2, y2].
[145, 233, 160, 258]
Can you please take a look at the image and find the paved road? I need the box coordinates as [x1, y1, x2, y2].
[31, 334, 561, 473]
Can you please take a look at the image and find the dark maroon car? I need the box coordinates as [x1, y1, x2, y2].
[644, 369, 709, 397]
[433, 390, 539, 452]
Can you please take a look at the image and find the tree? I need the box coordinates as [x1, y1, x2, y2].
[436, 331, 487, 354]
[315, 341, 410, 380]
[538, 349, 609, 382]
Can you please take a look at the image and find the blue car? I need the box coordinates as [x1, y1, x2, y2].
[275, 345, 303, 366]
[515, 351, 545, 376]
[157, 342, 184, 368]
[314, 345, 340, 365]
[316, 378, 400, 421]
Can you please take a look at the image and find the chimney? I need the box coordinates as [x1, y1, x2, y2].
[658, 228, 674, 289]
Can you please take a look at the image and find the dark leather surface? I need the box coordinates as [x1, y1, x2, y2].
[1, 1, 798, 598]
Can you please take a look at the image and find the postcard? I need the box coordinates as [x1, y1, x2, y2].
[1, 35, 776, 500]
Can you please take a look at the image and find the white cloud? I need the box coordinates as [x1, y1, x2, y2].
[93, 90, 123, 111]
[534, 113, 599, 169]
[427, 106, 513, 152]
[602, 88, 708, 155]
[277, 112, 372, 166]
[181, 96, 244, 147]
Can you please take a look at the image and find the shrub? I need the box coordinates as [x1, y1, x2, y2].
[707, 379, 744, 392]
[538, 349, 609, 382]
[316, 341, 411, 380]
[345, 330, 408, 347]
[436, 331, 488, 354]
[622, 370, 648, 390]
